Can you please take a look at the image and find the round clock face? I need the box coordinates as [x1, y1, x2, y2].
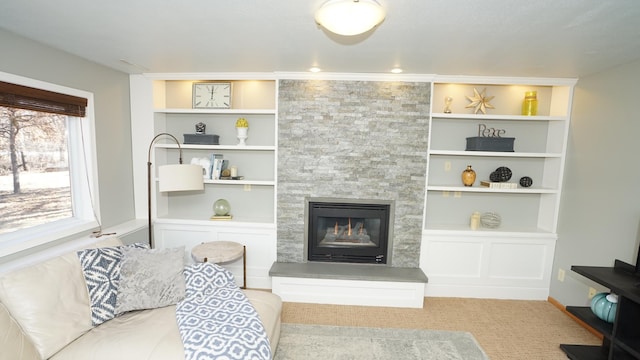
[193, 83, 231, 109]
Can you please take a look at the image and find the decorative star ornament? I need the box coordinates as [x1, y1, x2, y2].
[465, 88, 495, 114]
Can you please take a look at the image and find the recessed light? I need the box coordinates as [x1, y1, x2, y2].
[309, 67, 322, 73]
[391, 68, 403, 74]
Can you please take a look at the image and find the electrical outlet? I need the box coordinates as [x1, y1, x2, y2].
[558, 268, 565, 282]
[588, 287, 597, 299]
[444, 161, 452, 172]
[243, 184, 251, 192]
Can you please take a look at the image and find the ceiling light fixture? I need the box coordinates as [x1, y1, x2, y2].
[315, 0, 386, 36]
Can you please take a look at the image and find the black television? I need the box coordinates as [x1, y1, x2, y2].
[636, 237, 640, 275]
[616, 220, 640, 277]
[635, 220, 640, 275]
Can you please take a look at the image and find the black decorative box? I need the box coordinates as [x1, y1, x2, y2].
[465, 137, 515, 152]
[183, 134, 219, 145]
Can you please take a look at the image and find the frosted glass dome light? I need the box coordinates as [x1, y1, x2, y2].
[315, 0, 386, 36]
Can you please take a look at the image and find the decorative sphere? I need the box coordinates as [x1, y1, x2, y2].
[590, 292, 618, 323]
[519, 176, 533, 187]
[480, 212, 501, 228]
[489, 166, 512, 182]
[213, 199, 231, 216]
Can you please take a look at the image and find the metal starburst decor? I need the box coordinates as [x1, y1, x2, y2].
[465, 88, 495, 114]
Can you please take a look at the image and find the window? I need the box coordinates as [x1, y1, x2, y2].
[0, 108, 72, 233]
[0, 72, 99, 256]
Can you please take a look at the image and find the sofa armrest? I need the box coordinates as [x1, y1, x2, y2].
[0, 301, 40, 360]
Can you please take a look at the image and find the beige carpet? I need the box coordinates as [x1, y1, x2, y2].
[280, 297, 601, 360]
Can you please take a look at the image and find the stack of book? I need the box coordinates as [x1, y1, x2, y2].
[208, 153, 227, 180]
[480, 180, 518, 189]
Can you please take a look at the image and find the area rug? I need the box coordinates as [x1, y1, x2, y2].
[274, 324, 489, 360]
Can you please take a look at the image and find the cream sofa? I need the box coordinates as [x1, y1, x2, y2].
[0, 237, 282, 360]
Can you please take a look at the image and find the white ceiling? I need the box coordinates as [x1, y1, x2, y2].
[1, 0, 639, 78]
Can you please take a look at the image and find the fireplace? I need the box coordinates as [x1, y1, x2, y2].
[305, 198, 394, 264]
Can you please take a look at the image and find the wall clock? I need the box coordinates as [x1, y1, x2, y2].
[193, 82, 232, 109]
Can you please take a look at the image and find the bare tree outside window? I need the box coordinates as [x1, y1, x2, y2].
[0, 106, 72, 235]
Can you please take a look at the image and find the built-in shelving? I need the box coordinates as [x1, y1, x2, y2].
[129, 74, 278, 289]
[147, 78, 277, 224]
[420, 76, 576, 300]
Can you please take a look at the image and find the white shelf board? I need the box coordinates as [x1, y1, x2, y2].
[155, 108, 276, 115]
[156, 217, 276, 227]
[431, 113, 566, 121]
[153, 177, 274, 186]
[432, 75, 577, 86]
[204, 179, 275, 186]
[428, 150, 562, 158]
[156, 144, 275, 151]
[426, 185, 559, 194]
[423, 224, 557, 238]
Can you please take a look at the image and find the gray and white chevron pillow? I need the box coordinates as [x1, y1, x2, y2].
[77, 242, 148, 326]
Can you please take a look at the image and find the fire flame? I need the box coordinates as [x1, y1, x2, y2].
[334, 218, 359, 237]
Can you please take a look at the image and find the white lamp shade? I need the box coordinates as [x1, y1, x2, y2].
[315, 0, 386, 36]
[158, 164, 204, 192]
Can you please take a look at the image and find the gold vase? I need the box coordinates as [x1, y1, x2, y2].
[462, 165, 476, 186]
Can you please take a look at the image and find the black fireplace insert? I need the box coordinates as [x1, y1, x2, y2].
[306, 200, 392, 264]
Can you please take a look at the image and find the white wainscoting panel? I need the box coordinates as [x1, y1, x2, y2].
[420, 231, 556, 300]
[154, 220, 276, 289]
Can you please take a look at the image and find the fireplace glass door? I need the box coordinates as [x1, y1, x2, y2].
[307, 201, 391, 264]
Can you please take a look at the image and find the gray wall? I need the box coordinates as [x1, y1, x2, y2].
[0, 29, 135, 257]
[276, 79, 430, 267]
[551, 59, 640, 305]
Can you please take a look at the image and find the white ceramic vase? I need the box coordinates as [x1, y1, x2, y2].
[236, 127, 248, 146]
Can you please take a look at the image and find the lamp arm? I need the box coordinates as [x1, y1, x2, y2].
[147, 132, 184, 248]
[148, 132, 184, 165]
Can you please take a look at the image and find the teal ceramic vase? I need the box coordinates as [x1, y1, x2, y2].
[590, 292, 618, 323]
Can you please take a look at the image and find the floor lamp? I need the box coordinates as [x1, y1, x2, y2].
[147, 133, 204, 248]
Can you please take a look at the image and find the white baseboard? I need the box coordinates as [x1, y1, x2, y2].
[424, 283, 550, 300]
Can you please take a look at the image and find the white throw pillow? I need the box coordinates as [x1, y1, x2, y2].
[116, 246, 186, 314]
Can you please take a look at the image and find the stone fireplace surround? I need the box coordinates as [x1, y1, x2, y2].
[276, 79, 431, 268]
[271, 79, 430, 307]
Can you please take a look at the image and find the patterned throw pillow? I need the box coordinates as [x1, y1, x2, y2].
[116, 246, 186, 315]
[77, 243, 148, 326]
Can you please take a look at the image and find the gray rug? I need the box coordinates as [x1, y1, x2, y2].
[274, 324, 489, 360]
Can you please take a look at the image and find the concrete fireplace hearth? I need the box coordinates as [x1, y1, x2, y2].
[269, 262, 428, 308]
